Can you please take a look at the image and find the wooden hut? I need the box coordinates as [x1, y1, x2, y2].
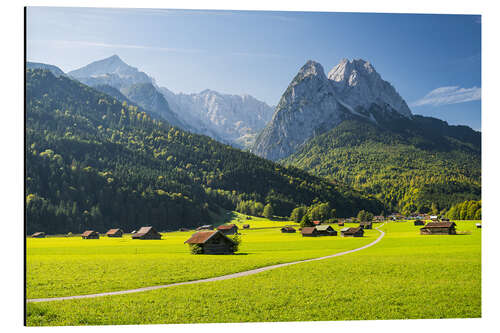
[281, 226, 296, 233]
[105, 228, 123, 237]
[196, 225, 213, 231]
[414, 220, 425, 226]
[242, 224, 250, 229]
[315, 225, 337, 236]
[216, 224, 238, 235]
[340, 227, 364, 237]
[131, 226, 162, 239]
[81, 230, 99, 239]
[359, 221, 373, 229]
[420, 222, 456, 235]
[184, 230, 236, 255]
[31, 232, 45, 238]
[301, 227, 318, 237]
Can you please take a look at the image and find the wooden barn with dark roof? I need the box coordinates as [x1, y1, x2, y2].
[216, 224, 238, 235]
[184, 230, 236, 254]
[315, 225, 337, 236]
[81, 230, 99, 239]
[131, 226, 162, 239]
[340, 227, 364, 237]
[105, 228, 123, 237]
[31, 232, 45, 238]
[301, 227, 318, 237]
[281, 226, 296, 233]
[359, 221, 373, 229]
[420, 222, 456, 235]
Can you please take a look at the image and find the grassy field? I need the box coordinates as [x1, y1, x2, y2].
[26, 215, 374, 299]
[26, 220, 481, 326]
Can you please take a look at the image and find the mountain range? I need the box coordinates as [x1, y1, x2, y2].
[60, 55, 274, 148]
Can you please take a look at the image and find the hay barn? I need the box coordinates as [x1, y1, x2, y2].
[184, 230, 236, 254]
[420, 222, 457, 235]
[301, 227, 318, 237]
[31, 232, 45, 238]
[359, 221, 373, 229]
[340, 227, 364, 237]
[281, 226, 296, 233]
[105, 228, 123, 237]
[131, 226, 162, 239]
[315, 225, 337, 236]
[82, 230, 99, 239]
[216, 224, 238, 235]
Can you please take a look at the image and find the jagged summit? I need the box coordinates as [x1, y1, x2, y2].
[328, 58, 412, 117]
[252, 58, 414, 160]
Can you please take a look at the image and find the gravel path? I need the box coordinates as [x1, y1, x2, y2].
[27, 223, 386, 303]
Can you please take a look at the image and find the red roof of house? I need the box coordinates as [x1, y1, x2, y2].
[312, 220, 321, 225]
[423, 222, 456, 228]
[301, 227, 317, 235]
[82, 230, 97, 236]
[106, 228, 122, 235]
[217, 224, 237, 230]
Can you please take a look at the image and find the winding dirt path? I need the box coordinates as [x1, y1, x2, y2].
[27, 223, 386, 303]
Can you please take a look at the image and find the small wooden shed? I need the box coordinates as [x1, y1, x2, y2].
[196, 225, 213, 231]
[315, 225, 337, 236]
[281, 226, 296, 233]
[301, 227, 318, 237]
[82, 230, 99, 239]
[31, 232, 45, 238]
[340, 227, 364, 237]
[359, 221, 373, 229]
[131, 226, 162, 239]
[105, 228, 123, 237]
[184, 230, 236, 254]
[216, 224, 239, 235]
[420, 222, 456, 235]
[242, 224, 250, 229]
[414, 220, 425, 226]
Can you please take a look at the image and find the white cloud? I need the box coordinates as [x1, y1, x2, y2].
[411, 86, 481, 107]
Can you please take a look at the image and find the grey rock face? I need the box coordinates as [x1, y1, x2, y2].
[252, 58, 413, 161]
[27, 62, 65, 77]
[160, 88, 274, 148]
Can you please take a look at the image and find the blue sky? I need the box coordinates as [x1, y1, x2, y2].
[27, 7, 481, 130]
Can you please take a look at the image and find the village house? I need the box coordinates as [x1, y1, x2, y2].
[105, 228, 123, 237]
[81, 230, 99, 239]
[216, 224, 239, 235]
[373, 216, 385, 222]
[31, 232, 45, 238]
[184, 230, 236, 254]
[340, 227, 364, 237]
[196, 225, 213, 231]
[281, 226, 296, 233]
[301, 226, 318, 237]
[359, 221, 373, 229]
[315, 225, 337, 236]
[420, 222, 456, 235]
[131, 226, 162, 239]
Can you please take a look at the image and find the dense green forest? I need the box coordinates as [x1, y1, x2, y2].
[445, 200, 481, 220]
[282, 116, 481, 215]
[26, 69, 383, 234]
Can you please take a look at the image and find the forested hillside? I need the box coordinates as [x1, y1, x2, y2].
[26, 69, 383, 234]
[282, 116, 481, 214]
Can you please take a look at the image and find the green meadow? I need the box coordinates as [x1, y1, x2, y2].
[27, 215, 374, 299]
[26, 220, 481, 326]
